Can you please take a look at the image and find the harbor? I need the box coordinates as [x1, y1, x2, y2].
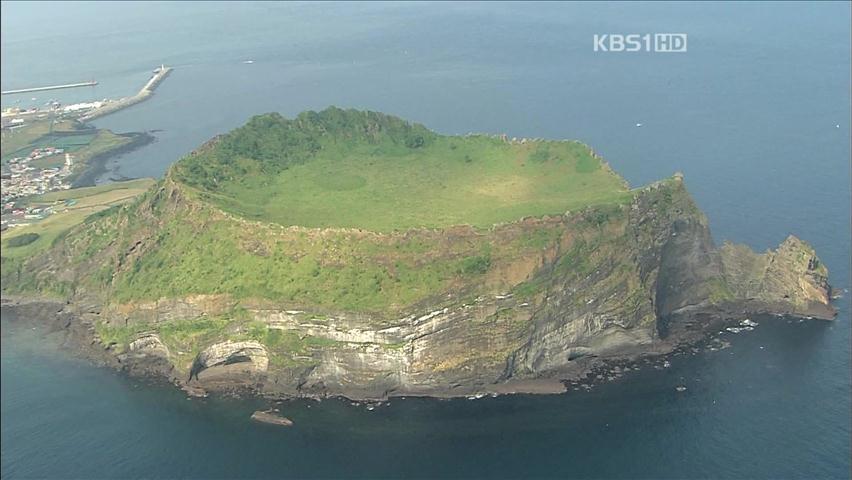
[1, 65, 172, 126]
[79, 65, 171, 121]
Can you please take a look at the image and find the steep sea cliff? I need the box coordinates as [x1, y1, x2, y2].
[1, 173, 833, 400]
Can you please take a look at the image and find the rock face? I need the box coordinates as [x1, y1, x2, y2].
[117, 332, 173, 378]
[190, 341, 269, 389]
[113, 295, 237, 326]
[720, 236, 833, 318]
[128, 332, 170, 357]
[6, 174, 836, 400]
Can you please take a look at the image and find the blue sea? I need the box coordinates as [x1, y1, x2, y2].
[1, 2, 850, 478]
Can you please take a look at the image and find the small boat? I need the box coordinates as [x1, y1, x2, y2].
[243, 60, 255, 64]
[635, 123, 643, 127]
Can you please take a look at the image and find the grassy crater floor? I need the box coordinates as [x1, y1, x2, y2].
[175, 108, 632, 231]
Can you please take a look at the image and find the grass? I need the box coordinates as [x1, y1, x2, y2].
[206, 136, 631, 231]
[79, 186, 572, 314]
[1, 118, 131, 177]
[5, 109, 655, 316]
[0, 119, 79, 160]
[95, 109, 639, 314]
[1, 119, 90, 162]
[706, 277, 735, 303]
[67, 130, 131, 166]
[175, 108, 632, 232]
[457, 252, 492, 275]
[29, 178, 154, 204]
[0, 179, 154, 259]
[107, 209, 474, 312]
[101, 200, 578, 314]
[5, 232, 39, 247]
[17, 130, 131, 172]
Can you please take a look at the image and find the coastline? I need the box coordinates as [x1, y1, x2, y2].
[71, 130, 156, 188]
[1, 294, 832, 403]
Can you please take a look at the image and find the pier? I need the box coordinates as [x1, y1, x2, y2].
[79, 66, 171, 122]
[1, 81, 98, 95]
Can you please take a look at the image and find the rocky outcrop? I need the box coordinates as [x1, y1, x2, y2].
[250, 410, 293, 427]
[117, 332, 174, 378]
[128, 332, 170, 357]
[189, 341, 269, 389]
[109, 295, 236, 325]
[719, 235, 834, 319]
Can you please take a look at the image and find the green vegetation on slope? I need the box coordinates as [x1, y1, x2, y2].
[1, 179, 155, 298]
[1, 178, 155, 260]
[26, 178, 155, 204]
[96, 194, 570, 314]
[3, 109, 651, 315]
[5, 233, 40, 247]
[173, 107, 631, 231]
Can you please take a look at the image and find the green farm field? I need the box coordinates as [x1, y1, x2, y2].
[1, 119, 131, 169]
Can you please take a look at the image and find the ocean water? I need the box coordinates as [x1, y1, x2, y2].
[1, 2, 850, 478]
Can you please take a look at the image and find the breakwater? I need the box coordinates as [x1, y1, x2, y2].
[79, 66, 171, 122]
[1, 81, 98, 95]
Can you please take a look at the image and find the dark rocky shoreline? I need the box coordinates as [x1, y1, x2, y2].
[0, 295, 831, 403]
[71, 131, 156, 188]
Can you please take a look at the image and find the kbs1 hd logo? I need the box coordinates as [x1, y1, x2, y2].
[593, 33, 688, 53]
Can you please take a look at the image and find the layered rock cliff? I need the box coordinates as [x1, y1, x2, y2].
[4, 174, 833, 399]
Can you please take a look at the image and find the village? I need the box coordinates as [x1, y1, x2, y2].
[0, 146, 75, 231]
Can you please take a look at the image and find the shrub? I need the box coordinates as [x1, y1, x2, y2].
[457, 253, 492, 275]
[6, 233, 40, 248]
[405, 135, 426, 148]
[530, 145, 550, 163]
